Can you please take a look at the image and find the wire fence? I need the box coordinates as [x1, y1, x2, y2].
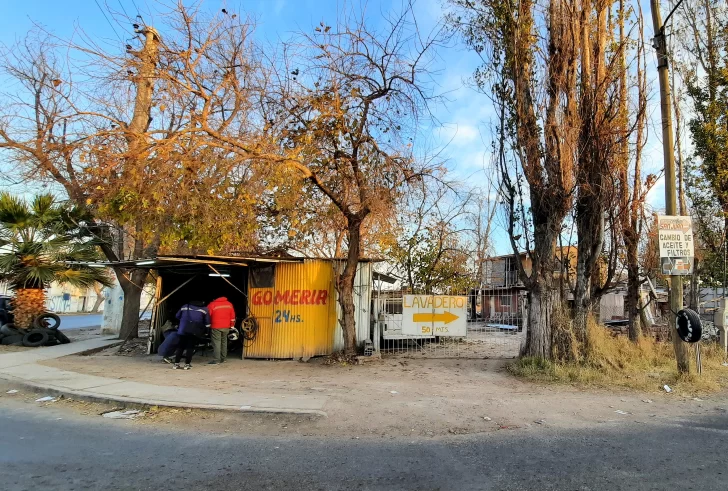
[373, 289, 526, 359]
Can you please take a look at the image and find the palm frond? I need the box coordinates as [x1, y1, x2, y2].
[0, 192, 112, 290]
[55, 267, 113, 289]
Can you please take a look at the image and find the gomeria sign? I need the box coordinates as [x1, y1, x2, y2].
[657, 215, 694, 275]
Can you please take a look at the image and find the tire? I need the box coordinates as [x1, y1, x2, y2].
[676, 308, 702, 343]
[0, 323, 20, 336]
[54, 330, 71, 344]
[22, 329, 50, 347]
[1, 334, 24, 346]
[34, 313, 61, 330]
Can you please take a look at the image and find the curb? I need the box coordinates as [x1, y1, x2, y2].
[1, 377, 328, 418]
[77, 341, 124, 356]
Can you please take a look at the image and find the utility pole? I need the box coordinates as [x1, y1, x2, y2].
[114, 26, 161, 341]
[650, 0, 691, 373]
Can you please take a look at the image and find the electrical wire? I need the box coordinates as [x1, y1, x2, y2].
[94, 0, 124, 43]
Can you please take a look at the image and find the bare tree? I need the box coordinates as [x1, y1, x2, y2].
[451, 0, 578, 358]
[178, 4, 444, 355]
[0, 7, 267, 338]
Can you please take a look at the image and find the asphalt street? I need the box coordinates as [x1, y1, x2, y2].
[57, 312, 151, 330]
[56, 314, 103, 330]
[1, 399, 726, 490]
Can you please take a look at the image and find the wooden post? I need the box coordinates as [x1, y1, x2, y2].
[649, 0, 691, 373]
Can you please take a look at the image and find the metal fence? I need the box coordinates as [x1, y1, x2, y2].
[373, 289, 526, 359]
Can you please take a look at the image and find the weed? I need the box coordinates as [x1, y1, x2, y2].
[510, 317, 728, 395]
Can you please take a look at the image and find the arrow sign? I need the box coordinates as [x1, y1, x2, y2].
[413, 311, 459, 324]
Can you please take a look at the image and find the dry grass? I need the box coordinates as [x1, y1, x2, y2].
[510, 318, 728, 395]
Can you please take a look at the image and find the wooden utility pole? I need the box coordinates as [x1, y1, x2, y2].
[650, 0, 691, 373]
[113, 26, 161, 341]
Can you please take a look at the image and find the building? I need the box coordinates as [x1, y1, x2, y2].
[481, 247, 627, 324]
[95, 254, 387, 359]
[0, 281, 106, 314]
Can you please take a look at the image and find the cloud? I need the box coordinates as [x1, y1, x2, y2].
[439, 124, 480, 147]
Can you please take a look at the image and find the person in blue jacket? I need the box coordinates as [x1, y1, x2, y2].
[173, 300, 210, 370]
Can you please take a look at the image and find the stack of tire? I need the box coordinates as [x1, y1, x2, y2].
[0, 313, 70, 347]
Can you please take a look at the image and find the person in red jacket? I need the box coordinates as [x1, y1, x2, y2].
[207, 297, 236, 364]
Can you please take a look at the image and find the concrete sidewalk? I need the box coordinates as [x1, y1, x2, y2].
[0, 339, 327, 416]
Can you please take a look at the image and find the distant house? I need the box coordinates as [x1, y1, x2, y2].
[480, 247, 627, 324]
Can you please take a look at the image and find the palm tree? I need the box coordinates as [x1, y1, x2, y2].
[0, 192, 111, 329]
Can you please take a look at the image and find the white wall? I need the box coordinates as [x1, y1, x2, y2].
[101, 275, 155, 335]
[0, 281, 104, 313]
[333, 262, 373, 351]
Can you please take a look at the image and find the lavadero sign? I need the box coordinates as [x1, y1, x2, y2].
[657, 215, 694, 275]
[401, 294, 467, 337]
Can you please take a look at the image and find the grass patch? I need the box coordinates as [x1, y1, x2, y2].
[509, 319, 728, 395]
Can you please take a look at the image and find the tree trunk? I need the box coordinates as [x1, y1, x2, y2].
[12, 287, 47, 330]
[523, 282, 554, 359]
[91, 283, 105, 312]
[688, 258, 700, 311]
[625, 225, 641, 341]
[337, 217, 363, 355]
[117, 268, 148, 340]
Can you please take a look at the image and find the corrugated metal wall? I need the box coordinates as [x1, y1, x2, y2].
[333, 262, 373, 351]
[245, 260, 337, 359]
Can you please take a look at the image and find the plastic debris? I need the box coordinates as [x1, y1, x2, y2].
[6, 390, 18, 394]
[642, 399, 653, 404]
[102, 410, 143, 420]
[534, 419, 545, 425]
[390, 391, 398, 394]
[483, 417, 492, 421]
[615, 410, 629, 415]
[240, 405, 252, 410]
[693, 397, 703, 402]
[35, 396, 56, 402]
[722, 362, 728, 367]
[663, 385, 673, 393]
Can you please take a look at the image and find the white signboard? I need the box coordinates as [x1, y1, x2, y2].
[657, 215, 694, 275]
[402, 295, 467, 337]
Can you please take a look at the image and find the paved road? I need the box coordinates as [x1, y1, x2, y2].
[57, 312, 151, 330]
[57, 314, 103, 330]
[1, 399, 726, 490]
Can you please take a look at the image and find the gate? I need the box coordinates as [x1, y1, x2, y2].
[374, 288, 526, 359]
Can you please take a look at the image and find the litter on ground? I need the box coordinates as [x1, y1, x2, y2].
[663, 385, 673, 393]
[615, 410, 629, 415]
[35, 396, 56, 402]
[6, 390, 18, 394]
[102, 410, 144, 420]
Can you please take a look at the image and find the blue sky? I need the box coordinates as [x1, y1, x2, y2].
[0, 0, 672, 254]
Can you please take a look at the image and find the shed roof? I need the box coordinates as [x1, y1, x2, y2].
[70, 254, 382, 270]
[69, 254, 303, 270]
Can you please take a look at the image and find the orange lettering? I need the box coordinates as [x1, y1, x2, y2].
[316, 290, 328, 305]
[300, 290, 312, 305]
[252, 291, 263, 305]
[274, 291, 290, 304]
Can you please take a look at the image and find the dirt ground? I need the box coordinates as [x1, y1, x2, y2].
[37, 347, 728, 439]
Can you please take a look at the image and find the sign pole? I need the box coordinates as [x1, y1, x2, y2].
[650, 0, 691, 373]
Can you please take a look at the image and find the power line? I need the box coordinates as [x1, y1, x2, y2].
[94, 0, 124, 43]
[116, 0, 131, 20]
[130, 0, 142, 18]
